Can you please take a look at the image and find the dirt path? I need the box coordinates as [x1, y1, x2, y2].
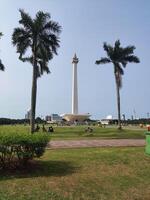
[48, 139, 145, 149]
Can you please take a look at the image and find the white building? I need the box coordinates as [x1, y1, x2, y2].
[100, 115, 113, 125]
[46, 114, 62, 123]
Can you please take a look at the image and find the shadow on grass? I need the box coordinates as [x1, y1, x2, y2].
[0, 160, 78, 181]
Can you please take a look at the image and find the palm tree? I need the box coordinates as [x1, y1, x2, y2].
[0, 32, 5, 71]
[12, 10, 61, 133]
[95, 40, 140, 129]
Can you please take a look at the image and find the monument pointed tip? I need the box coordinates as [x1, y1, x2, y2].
[73, 53, 77, 59]
[72, 53, 79, 63]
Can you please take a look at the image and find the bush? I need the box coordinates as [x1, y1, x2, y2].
[0, 133, 50, 169]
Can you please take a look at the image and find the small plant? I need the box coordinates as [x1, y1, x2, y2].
[0, 133, 50, 169]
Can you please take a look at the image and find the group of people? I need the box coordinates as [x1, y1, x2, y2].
[35, 124, 54, 133]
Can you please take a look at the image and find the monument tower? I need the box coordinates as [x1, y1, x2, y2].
[62, 54, 90, 122]
[72, 53, 78, 114]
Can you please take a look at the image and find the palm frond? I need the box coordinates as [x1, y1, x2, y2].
[19, 56, 33, 63]
[12, 28, 30, 45]
[36, 11, 50, 22]
[43, 21, 61, 34]
[19, 9, 33, 30]
[114, 40, 120, 49]
[121, 61, 127, 68]
[35, 11, 50, 32]
[124, 55, 140, 63]
[37, 40, 53, 61]
[37, 60, 50, 77]
[39, 33, 60, 56]
[0, 60, 5, 71]
[122, 46, 135, 56]
[95, 57, 111, 65]
[12, 27, 31, 57]
[114, 40, 122, 59]
[48, 34, 60, 55]
[103, 42, 114, 59]
[0, 32, 3, 38]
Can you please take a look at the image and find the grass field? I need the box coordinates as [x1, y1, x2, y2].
[0, 124, 146, 140]
[0, 147, 150, 200]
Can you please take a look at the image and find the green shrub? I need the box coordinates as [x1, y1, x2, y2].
[0, 133, 50, 169]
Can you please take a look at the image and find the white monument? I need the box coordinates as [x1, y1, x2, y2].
[72, 53, 78, 114]
[62, 54, 90, 122]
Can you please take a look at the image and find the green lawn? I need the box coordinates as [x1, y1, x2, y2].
[0, 124, 146, 140]
[0, 147, 150, 200]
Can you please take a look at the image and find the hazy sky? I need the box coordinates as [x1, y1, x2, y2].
[0, 0, 150, 119]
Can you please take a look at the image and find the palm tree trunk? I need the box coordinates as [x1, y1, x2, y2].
[115, 74, 122, 130]
[30, 56, 37, 133]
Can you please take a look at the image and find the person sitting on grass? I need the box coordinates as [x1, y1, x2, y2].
[48, 126, 54, 133]
[85, 127, 93, 133]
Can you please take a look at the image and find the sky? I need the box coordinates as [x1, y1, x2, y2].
[0, 0, 150, 120]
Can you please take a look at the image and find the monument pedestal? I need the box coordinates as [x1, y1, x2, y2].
[62, 113, 90, 122]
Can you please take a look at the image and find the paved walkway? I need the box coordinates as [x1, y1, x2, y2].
[48, 139, 145, 149]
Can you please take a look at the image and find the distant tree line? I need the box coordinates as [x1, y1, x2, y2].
[0, 117, 45, 125]
[105, 118, 150, 125]
[125, 118, 150, 125]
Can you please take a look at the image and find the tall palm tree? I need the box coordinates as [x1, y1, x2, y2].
[95, 40, 140, 129]
[0, 32, 5, 71]
[12, 10, 61, 133]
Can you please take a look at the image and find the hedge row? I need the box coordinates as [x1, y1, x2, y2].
[0, 133, 50, 169]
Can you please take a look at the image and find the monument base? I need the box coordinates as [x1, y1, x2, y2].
[62, 113, 90, 122]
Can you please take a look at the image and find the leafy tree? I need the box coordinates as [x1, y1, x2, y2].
[12, 10, 61, 133]
[96, 40, 140, 129]
[0, 32, 5, 71]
